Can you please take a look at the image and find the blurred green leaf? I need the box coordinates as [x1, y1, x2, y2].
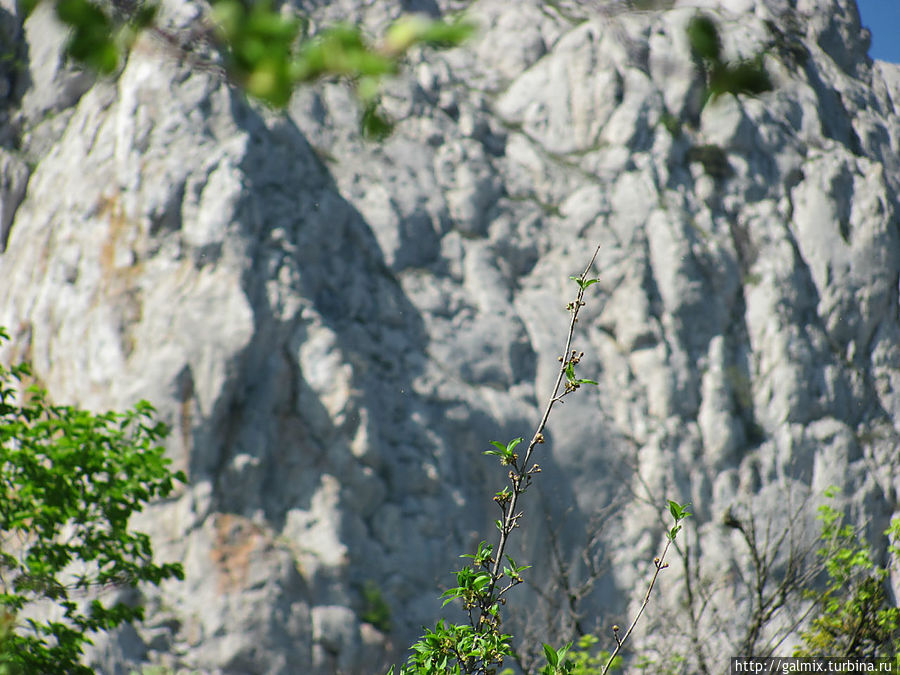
[384, 15, 474, 54]
[543, 643, 559, 668]
[708, 58, 773, 99]
[687, 14, 721, 61]
[56, 0, 119, 73]
[17, 0, 41, 18]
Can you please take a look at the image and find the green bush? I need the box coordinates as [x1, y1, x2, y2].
[0, 327, 186, 674]
[795, 487, 900, 664]
[533, 635, 622, 675]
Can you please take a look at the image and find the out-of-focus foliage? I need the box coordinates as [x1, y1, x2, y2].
[19, 0, 157, 75]
[795, 488, 900, 664]
[20, 0, 473, 123]
[687, 13, 773, 105]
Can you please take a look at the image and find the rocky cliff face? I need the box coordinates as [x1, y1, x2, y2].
[1, 0, 899, 672]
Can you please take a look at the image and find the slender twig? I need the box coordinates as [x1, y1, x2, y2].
[480, 245, 602, 617]
[601, 536, 675, 675]
[453, 245, 602, 675]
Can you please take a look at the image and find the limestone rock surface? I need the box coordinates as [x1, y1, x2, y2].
[1, 0, 899, 672]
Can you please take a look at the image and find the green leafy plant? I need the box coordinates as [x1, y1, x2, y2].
[388, 247, 692, 674]
[795, 487, 900, 664]
[0, 327, 186, 674]
[535, 635, 621, 675]
[667, 501, 691, 542]
[541, 641, 573, 675]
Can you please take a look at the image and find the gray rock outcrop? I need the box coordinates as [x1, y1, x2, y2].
[1, 0, 898, 672]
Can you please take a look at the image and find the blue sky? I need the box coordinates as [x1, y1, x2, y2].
[856, 0, 900, 63]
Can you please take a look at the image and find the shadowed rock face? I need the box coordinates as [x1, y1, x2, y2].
[1, 0, 898, 671]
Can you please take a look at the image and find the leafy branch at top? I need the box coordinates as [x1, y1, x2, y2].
[23, 0, 473, 135]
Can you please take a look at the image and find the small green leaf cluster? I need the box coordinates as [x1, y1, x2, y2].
[542, 641, 572, 675]
[441, 542, 495, 610]
[666, 501, 692, 542]
[794, 487, 900, 663]
[0, 328, 186, 674]
[558, 277, 601, 393]
[386, 538, 527, 673]
[539, 635, 622, 675]
[389, 618, 512, 675]
[451, 543, 527, 597]
[687, 14, 772, 106]
[559, 349, 597, 395]
[210, 0, 312, 107]
[568, 276, 600, 293]
[483, 437, 542, 531]
[484, 438, 522, 467]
